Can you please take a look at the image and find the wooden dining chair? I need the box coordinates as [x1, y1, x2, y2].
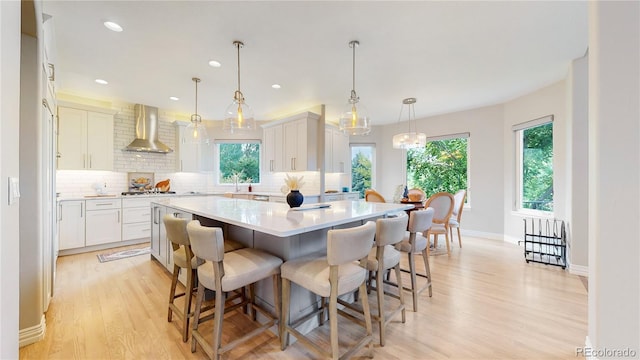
[365, 189, 386, 203]
[424, 192, 455, 255]
[449, 189, 467, 248]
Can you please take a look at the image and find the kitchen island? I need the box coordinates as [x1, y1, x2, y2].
[150, 196, 411, 332]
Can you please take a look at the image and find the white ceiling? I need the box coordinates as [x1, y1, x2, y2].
[42, 1, 588, 125]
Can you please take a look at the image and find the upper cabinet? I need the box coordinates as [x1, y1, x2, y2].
[262, 112, 319, 172]
[57, 106, 114, 170]
[325, 125, 350, 173]
[174, 122, 214, 172]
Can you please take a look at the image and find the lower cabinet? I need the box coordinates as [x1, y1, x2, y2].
[85, 199, 122, 246]
[150, 204, 193, 272]
[58, 200, 85, 250]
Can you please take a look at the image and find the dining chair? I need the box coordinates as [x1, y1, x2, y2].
[164, 215, 203, 342]
[449, 189, 467, 248]
[365, 188, 386, 203]
[187, 220, 283, 360]
[393, 208, 434, 311]
[424, 192, 455, 255]
[407, 188, 426, 202]
[280, 222, 375, 359]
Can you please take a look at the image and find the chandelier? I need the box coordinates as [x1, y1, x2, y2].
[339, 40, 370, 135]
[184, 77, 209, 145]
[223, 41, 255, 133]
[392, 97, 426, 149]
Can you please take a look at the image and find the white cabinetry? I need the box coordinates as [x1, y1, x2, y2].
[58, 201, 85, 250]
[262, 112, 319, 172]
[122, 198, 156, 241]
[174, 122, 214, 172]
[57, 106, 114, 170]
[85, 199, 122, 246]
[263, 125, 284, 172]
[323, 192, 360, 202]
[325, 125, 350, 173]
[150, 204, 192, 269]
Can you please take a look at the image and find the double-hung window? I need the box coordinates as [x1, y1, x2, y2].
[406, 133, 469, 199]
[514, 115, 554, 212]
[216, 140, 261, 185]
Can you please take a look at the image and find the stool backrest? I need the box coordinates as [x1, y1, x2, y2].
[327, 221, 376, 266]
[408, 208, 434, 234]
[376, 214, 408, 247]
[164, 215, 191, 252]
[186, 220, 225, 263]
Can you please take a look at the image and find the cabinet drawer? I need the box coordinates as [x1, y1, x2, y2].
[123, 223, 151, 241]
[324, 194, 340, 202]
[85, 199, 121, 210]
[343, 194, 360, 201]
[123, 207, 152, 224]
[122, 198, 154, 208]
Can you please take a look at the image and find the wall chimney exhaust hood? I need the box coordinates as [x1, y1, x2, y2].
[124, 104, 173, 153]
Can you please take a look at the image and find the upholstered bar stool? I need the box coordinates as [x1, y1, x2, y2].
[393, 208, 435, 312]
[186, 220, 282, 360]
[164, 215, 203, 342]
[342, 213, 408, 346]
[280, 222, 375, 359]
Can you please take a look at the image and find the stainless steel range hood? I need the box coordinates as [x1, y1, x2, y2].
[124, 104, 173, 153]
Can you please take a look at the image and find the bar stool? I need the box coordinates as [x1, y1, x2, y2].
[280, 222, 375, 359]
[186, 220, 282, 360]
[341, 213, 408, 346]
[164, 215, 202, 342]
[393, 208, 435, 312]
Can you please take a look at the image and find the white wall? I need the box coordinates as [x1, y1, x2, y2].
[0, 1, 22, 357]
[502, 81, 568, 242]
[588, 1, 639, 353]
[353, 104, 505, 237]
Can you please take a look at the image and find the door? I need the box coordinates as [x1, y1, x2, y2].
[42, 93, 56, 309]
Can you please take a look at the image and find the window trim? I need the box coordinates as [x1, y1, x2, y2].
[215, 139, 262, 186]
[350, 143, 376, 196]
[513, 115, 554, 214]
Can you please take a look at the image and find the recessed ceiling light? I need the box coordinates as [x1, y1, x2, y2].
[95, 79, 108, 85]
[169, 96, 179, 101]
[271, 84, 281, 89]
[103, 21, 123, 32]
[208, 60, 221, 68]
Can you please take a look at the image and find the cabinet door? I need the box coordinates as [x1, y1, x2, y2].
[332, 129, 349, 173]
[199, 142, 215, 172]
[58, 201, 85, 250]
[325, 128, 334, 172]
[263, 125, 283, 172]
[150, 205, 166, 264]
[284, 120, 306, 171]
[86, 112, 114, 170]
[57, 107, 87, 169]
[85, 209, 121, 246]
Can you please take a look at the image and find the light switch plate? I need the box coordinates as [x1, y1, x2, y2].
[8, 177, 20, 205]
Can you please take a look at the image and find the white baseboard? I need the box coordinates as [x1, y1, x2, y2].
[569, 263, 589, 276]
[460, 229, 504, 241]
[503, 235, 521, 245]
[19, 314, 45, 347]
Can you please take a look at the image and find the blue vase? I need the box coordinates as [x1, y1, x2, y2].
[286, 190, 304, 208]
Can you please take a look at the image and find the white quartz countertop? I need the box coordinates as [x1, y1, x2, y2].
[153, 197, 411, 237]
[57, 192, 222, 201]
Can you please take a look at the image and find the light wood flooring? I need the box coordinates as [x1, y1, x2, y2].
[19, 236, 587, 359]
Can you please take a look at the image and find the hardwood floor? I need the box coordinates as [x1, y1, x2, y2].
[19, 237, 587, 359]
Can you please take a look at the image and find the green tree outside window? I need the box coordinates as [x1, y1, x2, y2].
[521, 122, 553, 211]
[351, 147, 373, 198]
[218, 142, 260, 184]
[407, 137, 468, 197]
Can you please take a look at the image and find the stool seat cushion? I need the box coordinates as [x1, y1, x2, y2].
[197, 248, 282, 292]
[366, 245, 401, 271]
[173, 247, 205, 269]
[395, 232, 428, 253]
[281, 256, 366, 298]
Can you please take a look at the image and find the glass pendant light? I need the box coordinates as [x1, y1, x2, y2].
[339, 40, 370, 136]
[392, 97, 427, 149]
[184, 77, 209, 145]
[223, 41, 255, 133]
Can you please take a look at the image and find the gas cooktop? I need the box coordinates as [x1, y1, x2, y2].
[121, 191, 176, 196]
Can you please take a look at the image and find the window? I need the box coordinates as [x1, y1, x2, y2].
[406, 133, 469, 198]
[216, 140, 261, 184]
[514, 116, 553, 212]
[351, 144, 375, 199]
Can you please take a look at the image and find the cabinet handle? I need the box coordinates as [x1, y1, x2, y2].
[59, 204, 63, 222]
[48, 63, 55, 81]
[83, 154, 86, 169]
[117, 210, 120, 223]
[89, 154, 92, 168]
[152, 207, 158, 224]
[80, 202, 83, 218]
[95, 202, 113, 206]
[270, 160, 273, 171]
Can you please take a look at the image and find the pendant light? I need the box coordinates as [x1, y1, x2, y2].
[184, 77, 209, 145]
[223, 41, 255, 133]
[339, 40, 370, 136]
[392, 97, 426, 149]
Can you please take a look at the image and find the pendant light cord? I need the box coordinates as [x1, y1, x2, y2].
[237, 42, 241, 93]
[352, 42, 356, 93]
